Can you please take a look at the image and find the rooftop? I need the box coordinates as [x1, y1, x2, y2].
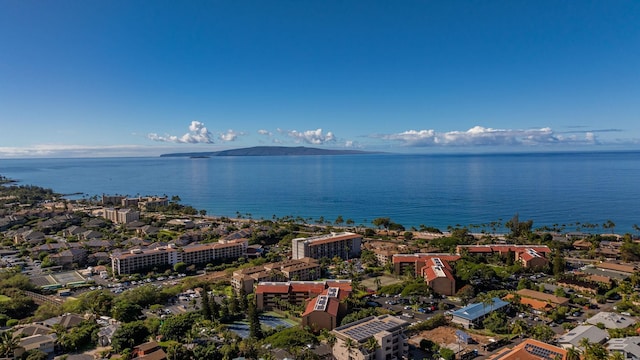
[333, 315, 408, 343]
[451, 298, 509, 321]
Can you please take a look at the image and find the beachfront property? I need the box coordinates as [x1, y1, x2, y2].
[231, 258, 321, 293]
[291, 232, 362, 260]
[450, 297, 510, 329]
[456, 244, 551, 269]
[331, 315, 409, 360]
[110, 238, 247, 275]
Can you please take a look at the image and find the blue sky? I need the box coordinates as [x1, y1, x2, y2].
[1, 1, 639, 157]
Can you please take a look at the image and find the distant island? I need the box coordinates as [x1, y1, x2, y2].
[160, 146, 380, 157]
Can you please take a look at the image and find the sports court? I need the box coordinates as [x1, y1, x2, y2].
[30, 270, 87, 289]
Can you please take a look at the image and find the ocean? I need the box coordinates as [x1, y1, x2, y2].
[1, 151, 639, 234]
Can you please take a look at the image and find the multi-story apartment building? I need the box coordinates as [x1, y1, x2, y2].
[111, 238, 247, 275]
[103, 208, 140, 224]
[332, 315, 409, 360]
[392, 254, 460, 296]
[255, 279, 351, 311]
[231, 257, 321, 293]
[455, 244, 551, 268]
[111, 246, 179, 275]
[291, 232, 362, 260]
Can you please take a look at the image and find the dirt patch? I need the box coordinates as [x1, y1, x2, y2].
[409, 326, 497, 351]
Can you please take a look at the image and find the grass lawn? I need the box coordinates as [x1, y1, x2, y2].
[361, 274, 402, 291]
[0, 295, 11, 302]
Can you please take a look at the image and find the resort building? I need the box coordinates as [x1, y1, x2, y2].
[421, 257, 456, 296]
[331, 315, 409, 360]
[392, 253, 460, 296]
[456, 244, 551, 269]
[488, 339, 567, 360]
[291, 232, 362, 260]
[450, 298, 509, 329]
[111, 238, 247, 275]
[232, 258, 321, 293]
[255, 279, 351, 311]
[103, 208, 140, 224]
[302, 284, 352, 332]
[392, 253, 460, 277]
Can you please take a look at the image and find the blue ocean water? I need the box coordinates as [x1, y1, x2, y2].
[1, 151, 639, 233]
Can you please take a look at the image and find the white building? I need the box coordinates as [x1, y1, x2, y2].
[332, 315, 409, 360]
[291, 232, 361, 260]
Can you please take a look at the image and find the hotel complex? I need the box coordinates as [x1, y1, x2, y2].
[110, 238, 247, 275]
[291, 232, 362, 260]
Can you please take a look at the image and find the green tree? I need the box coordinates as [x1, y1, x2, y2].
[482, 311, 509, 334]
[566, 347, 581, 360]
[0, 330, 19, 358]
[111, 321, 150, 353]
[111, 300, 143, 323]
[173, 262, 187, 274]
[24, 349, 48, 360]
[248, 299, 263, 339]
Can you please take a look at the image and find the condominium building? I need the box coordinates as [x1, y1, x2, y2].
[104, 208, 140, 224]
[111, 238, 247, 275]
[392, 253, 460, 296]
[291, 232, 362, 260]
[255, 279, 352, 311]
[456, 244, 551, 269]
[111, 246, 179, 275]
[332, 315, 409, 360]
[231, 257, 321, 293]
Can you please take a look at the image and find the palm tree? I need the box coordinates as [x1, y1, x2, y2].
[566, 347, 581, 360]
[342, 338, 357, 358]
[364, 336, 380, 355]
[609, 351, 625, 360]
[0, 331, 20, 358]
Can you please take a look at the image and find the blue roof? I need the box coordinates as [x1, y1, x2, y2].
[451, 298, 509, 321]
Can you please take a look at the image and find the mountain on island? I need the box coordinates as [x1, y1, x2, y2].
[160, 146, 379, 157]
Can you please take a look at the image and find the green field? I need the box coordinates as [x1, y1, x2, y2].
[0, 295, 12, 302]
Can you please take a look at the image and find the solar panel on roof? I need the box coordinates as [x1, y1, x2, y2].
[314, 295, 329, 311]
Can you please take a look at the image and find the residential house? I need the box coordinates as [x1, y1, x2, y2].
[607, 337, 640, 360]
[14, 334, 57, 359]
[557, 325, 608, 350]
[132, 341, 168, 360]
[587, 312, 636, 329]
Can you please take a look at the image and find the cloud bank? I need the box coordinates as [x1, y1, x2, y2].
[148, 121, 214, 143]
[381, 126, 600, 147]
[285, 128, 336, 145]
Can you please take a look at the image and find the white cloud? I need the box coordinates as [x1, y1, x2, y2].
[286, 128, 336, 145]
[148, 121, 214, 143]
[258, 129, 272, 136]
[380, 126, 598, 147]
[218, 129, 243, 142]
